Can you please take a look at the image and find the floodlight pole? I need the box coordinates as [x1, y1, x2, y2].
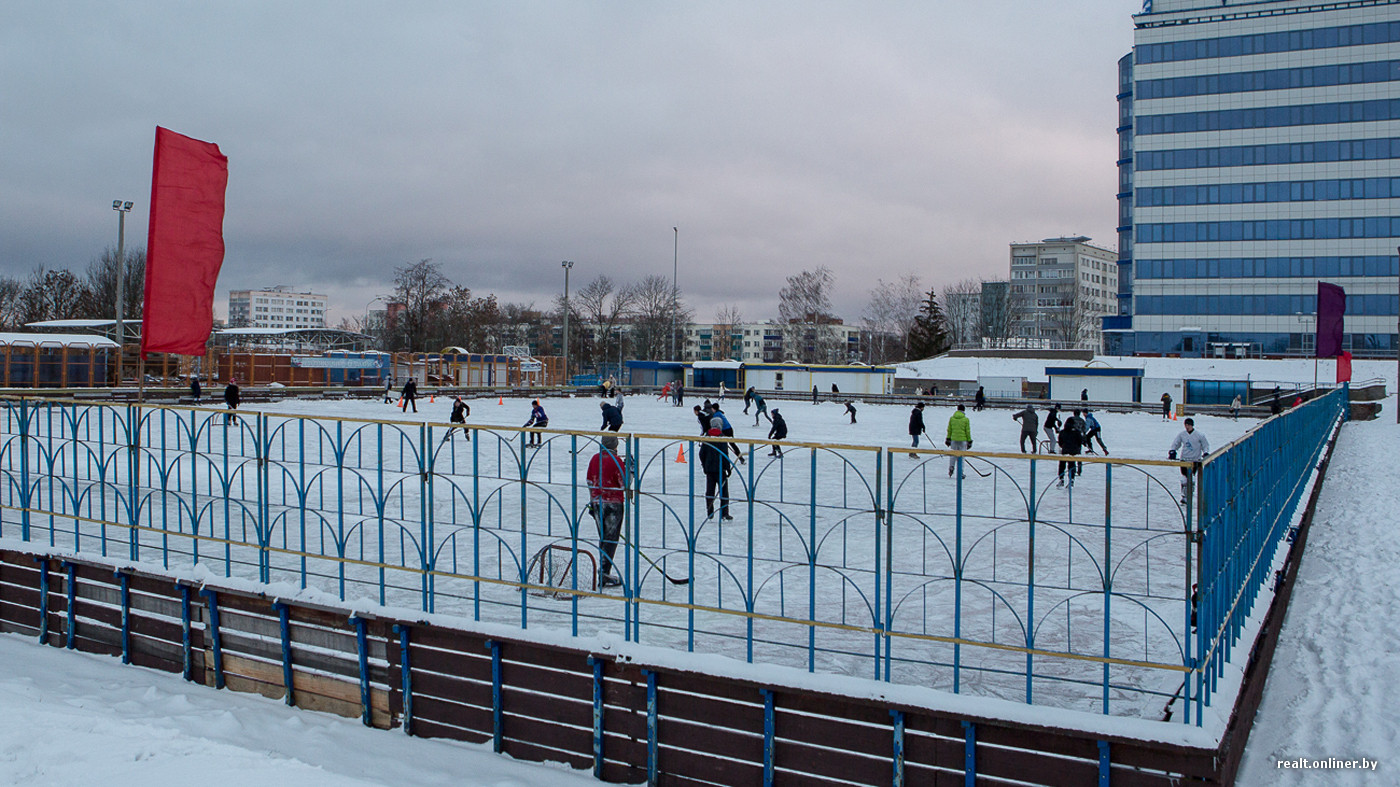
[112, 200, 134, 386]
[561, 260, 574, 386]
[672, 226, 678, 361]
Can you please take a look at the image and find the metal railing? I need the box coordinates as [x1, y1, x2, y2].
[0, 393, 1333, 722]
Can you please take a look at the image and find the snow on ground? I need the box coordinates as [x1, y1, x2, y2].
[1237, 400, 1400, 785]
[0, 632, 606, 786]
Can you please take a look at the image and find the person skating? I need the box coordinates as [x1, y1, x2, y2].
[709, 406, 746, 466]
[1230, 395, 1242, 420]
[586, 435, 629, 587]
[614, 388, 625, 413]
[812, 385, 819, 405]
[1082, 410, 1107, 454]
[693, 404, 711, 436]
[190, 375, 201, 403]
[450, 396, 470, 440]
[1081, 388, 1089, 403]
[844, 401, 857, 424]
[1042, 404, 1061, 454]
[1161, 391, 1172, 420]
[1169, 417, 1210, 504]
[658, 381, 672, 402]
[767, 409, 787, 457]
[945, 403, 971, 478]
[223, 378, 240, 426]
[1013, 405, 1038, 453]
[401, 378, 418, 413]
[523, 400, 548, 447]
[908, 402, 926, 457]
[751, 392, 771, 426]
[700, 425, 735, 521]
[831, 383, 839, 395]
[974, 386, 986, 412]
[718, 381, 726, 401]
[743, 386, 756, 414]
[1056, 410, 1085, 487]
[599, 400, 623, 432]
[383, 375, 394, 404]
[674, 380, 684, 407]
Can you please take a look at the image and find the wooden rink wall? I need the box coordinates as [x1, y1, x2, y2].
[0, 549, 1251, 786]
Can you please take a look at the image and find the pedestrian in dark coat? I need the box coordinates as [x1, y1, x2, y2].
[709, 407, 746, 465]
[600, 401, 623, 431]
[812, 385, 819, 404]
[1042, 404, 1061, 454]
[450, 396, 470, 441]
[1161, 391, 1172, 420]
[845, 401, 857, 424]
[674, 381, 684, 407]
[1057, 410, 1085, 486]
[1013, 405, 1039, 453]
[693, 405, 710, 436]
[751, 392, 770, 426]
[743, 386, 756, 414]
[523, 400, 547, 446]
[1081, 388, 1089, 403]
[402, 379, 418, 413]
[700, 426, 734, 521]
[223, 378, 240, 425]
[974, 386, 986, 411]
[190, 376, 201, 403]
[767, 409, 787, 457]
[908, 403, 926, 452]
[586, 435, 629, 586]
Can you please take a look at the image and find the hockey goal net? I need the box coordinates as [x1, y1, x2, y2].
[525, 544, 597, 598]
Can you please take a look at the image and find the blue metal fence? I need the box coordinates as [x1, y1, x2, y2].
[0, 394, 1336, 722]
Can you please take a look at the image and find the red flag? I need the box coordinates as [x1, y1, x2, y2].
[141, 127, 228, 358]
[1315, 281, 1345, 358]
[1337, 350, 1353, 383]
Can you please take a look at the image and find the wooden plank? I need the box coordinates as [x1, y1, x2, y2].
[129, 631, 186, 664]
[217, 629, 285, 665]
[975, 743, 1100, 786]
[0, 617, 40, 638]
[976, 721, 1101, 762]
[411, 694, 493, 735]
[72, 578, 121, 607]
[1107, 763, 1211, 787]
[657, 684, 764, 732]
[500, 738, 593, 772]
[0, 583, 41, 611]
[499, 659, 593, 703]
[659, 715, 763, 763]
[600, 760, 648, 786]
[412, 716, 492, 746]
[69, 633, 122, 658]
[217, 607, 284, 642]
[1110, 741, 1219, 781]
[128, 613, 184, 645]
[774, 737, 888, 786]
[778, 690, 889, 727]
[774, 707, 889, 757]
[410, 645, 492, 683]
[496, 638, 593, 673]
[126, 589, 185, 621]
[903, 730, 963, 772]
[409, 666, 492, 707]
[655, 744, 764, 787]
[0, 599, 40, 631]
[603, 705, 648, 740]
[498, 714, 592, 763]
[903, 763, 968, 787]
[501, 685, 593, 729]
[404, 625, 489, 655]
[287, 620, 357, 654]
[129, 648, 184, 676]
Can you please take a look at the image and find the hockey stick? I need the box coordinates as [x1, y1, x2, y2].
[592, 506, 691, 585]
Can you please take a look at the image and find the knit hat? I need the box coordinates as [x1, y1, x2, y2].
[710, 417, 724, 430]
[601, 435, 618, 450]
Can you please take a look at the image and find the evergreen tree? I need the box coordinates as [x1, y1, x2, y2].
[907, 288, 950, 360]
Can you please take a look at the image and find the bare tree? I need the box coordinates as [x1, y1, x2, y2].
[0, 277, 24, 331]
[391, 259, 449, 352]
[575, 276, 635, 373]
[1042, 281, 1104, 350]
[712, 304, 744, 361]
[940, 278, 982, 350]
[81, 247, 146, 322]
[977, 279, 1022, 349]
[18, 267, 90, 325]
[629, 274, 692, 361]
[861, 274, 922, 363]
[777, 267, 839, 363]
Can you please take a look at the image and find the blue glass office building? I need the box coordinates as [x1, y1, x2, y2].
[1109, 0, 1400, 358]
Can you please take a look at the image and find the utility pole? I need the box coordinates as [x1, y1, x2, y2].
[671, 226, 678, 361]
[561, 260, 574, 386]
[112, 200, 134, 386]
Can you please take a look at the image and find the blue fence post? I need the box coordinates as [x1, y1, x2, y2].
[645, 669, 658, 786]
[274, 602, 294, 706]
[588, 656, 604, 779]
[35, 557, 48, 644]
[351, 615, 372, 726]
[178, 583, 193, 681]
[961, 720, 976, 786]
[891, 709, 905, 787]
[394, 624, 414, 735]
[115, 570, 130, 665]
[762, 689, 775, 787]
[64, 561, 76, 649]
[201, 588, 225, 689]
[487, 639, 503, 752]
[1097, 739, 1111, 786]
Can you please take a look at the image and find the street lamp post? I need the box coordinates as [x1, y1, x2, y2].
[561, 260, 574, 386]
[112, 199, 134, 386]
[671, 227, 678, 361]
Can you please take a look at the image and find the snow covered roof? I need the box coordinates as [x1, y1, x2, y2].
[0, 332, 118, 349]
[898, 355, 1396, 386]
[25, 319, 115, 328]
[691, 360, 743, 369]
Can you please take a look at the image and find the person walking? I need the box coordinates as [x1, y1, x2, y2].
[383, 375, 394, 404]
[586, 435, 629, 587]
[599, 400, 623, 432]
[450, 396, 470, 441]
[844, 400, 857, 424]
[1056, 410, 1085, 487]
[700, 424, 735, 521]
[812, 385, 819, 405]
[766, 409, 787, 457]
[614, 387, 625, 413]
[1270, 394, 1282, 416]
[401, 378, 418, 413]
[1013, 404, 1039, 454]
[718, 381, 726, 402]
[945, 403, 972, 478]
[908, 402, 927, 457]
[974, 386, 986, 412]
[523, 400, 548, 447]
[831, 383, 839, 396]
[1042, 403, 1061, 454]
[1161, 391, 1172, 420]
[190, 375, 201, 403]
[223, 378, 240, 426]
[1081, 388, 1089, 403]
[1230, 394, 1242, 420]
[674, 380, 684, 407]
[751, 392, 770, 426]
[1082, 410, 1108, 454]
[1168, 417, 1210, 504]
[743, 386, 756, 414]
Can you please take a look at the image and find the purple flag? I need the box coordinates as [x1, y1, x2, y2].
[1316, 282, 1345, 358]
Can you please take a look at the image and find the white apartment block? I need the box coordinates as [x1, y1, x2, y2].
[228, 288, 328, 329]
[1010, 237, 1118, 349]
[684, 322, 864, 363]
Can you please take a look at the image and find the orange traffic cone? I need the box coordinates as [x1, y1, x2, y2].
[675, 445, 686, 463]
[498, 397, 504, 405]
[429, 394, 436, 403]
[396, 398, 403, 407]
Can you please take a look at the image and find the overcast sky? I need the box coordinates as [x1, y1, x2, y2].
[2, 2, 1137, 327]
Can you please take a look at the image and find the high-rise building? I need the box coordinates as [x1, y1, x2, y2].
[1011, 237, 1118, 349]
[1110, 0, 1400, 358]
[228, 288, 328, 329]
